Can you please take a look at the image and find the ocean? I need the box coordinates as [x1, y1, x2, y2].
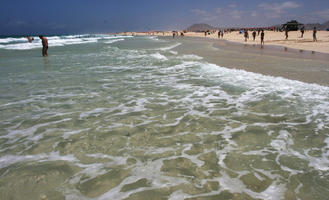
[0, 34, 328, 200]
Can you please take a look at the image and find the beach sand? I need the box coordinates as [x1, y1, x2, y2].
[121, 30, 329, 54]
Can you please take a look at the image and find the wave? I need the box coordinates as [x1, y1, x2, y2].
[104, 39, 125, 44]
[0, 34, 132, 50]
[157, 43, 182, 51]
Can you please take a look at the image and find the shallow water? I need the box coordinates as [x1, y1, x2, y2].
[0, 35, 329, 200]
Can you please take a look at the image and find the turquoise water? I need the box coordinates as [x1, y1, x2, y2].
[0, 35, 329, 200]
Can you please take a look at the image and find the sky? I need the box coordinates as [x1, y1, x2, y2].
[1, 0, 328, 35]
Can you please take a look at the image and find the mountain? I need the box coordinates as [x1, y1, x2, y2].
[185, 24, 217, 32]
[302, 20, 329, 30]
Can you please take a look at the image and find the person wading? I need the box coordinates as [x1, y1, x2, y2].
[39, 35, 48, 56]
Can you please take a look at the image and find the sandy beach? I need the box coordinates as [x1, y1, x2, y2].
[121, 30, 329, 54]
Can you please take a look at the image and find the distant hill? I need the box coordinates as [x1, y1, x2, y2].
[185, 24, 217, 32]
[185, 21, 329, 32]
[304, 20, 329, 30]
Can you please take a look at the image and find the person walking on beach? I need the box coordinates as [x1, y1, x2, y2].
[218, 30, 221, 38]
[300, 26, 305, 38]
[285, 29, 289, 40]
[252, 31, 256, 41]
[244, 30, 249, 42]
[39, 35, 48, 56]
[173, 32, 175, 39]
[261, 30, 265, 46]
[257, 29, 261, 36]
[221, 30, 224, 38]
[313, 27, 317, 42]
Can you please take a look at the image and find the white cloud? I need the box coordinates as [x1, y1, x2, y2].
[230, 10, 242, 19]
[258, 1, 301, 18]
[316, 9, 329, 20]
[281, 1, 300, 9]
[228, 4, 237, 8]
[191, 9, 209, 16]
[216, 8, 222, 14]
[190, 9, 218, 23]
[9, 20, 26, 26]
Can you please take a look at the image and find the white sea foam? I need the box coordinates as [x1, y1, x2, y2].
[0, 152, 78, 169]
[150, 52, 168, 61]
[1, 36, 329, 199]
[0, 34, 130, 50]
[104, 39, 125, 44]
[178, 54, 203, 60]
[157, 43, 181, 51]
[0, 37, 27, 44]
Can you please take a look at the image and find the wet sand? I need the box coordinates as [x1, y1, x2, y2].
[184, 31, 329, 54]
[163, 36, 329, 86]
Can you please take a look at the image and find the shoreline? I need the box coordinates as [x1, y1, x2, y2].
[120, 30, 329, 55]
[159, 36, 329, 86]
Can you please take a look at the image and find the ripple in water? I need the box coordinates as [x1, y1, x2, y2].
[0, 35, 328, 200]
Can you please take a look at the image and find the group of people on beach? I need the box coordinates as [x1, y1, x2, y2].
[26, 35, 48, 56]
[217, 30, 224, 38]
[285, 26, 317, 41]
[242, 29, 265, 45]
[172, 31, 185, 38]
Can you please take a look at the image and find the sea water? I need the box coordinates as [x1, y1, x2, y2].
[0, 35, 328, 200]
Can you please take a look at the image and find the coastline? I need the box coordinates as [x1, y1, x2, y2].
[117, 31, 329, 86]
[120, 30, 329, 55]
[161, 36, 329, 86]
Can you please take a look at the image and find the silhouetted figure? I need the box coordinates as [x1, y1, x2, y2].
[173, 32, 175, 39]
[180, 32, 184, 37]
[205, 31, 207, 37]
[26, 36, 34, 43]
[300, 26, 305, 38]
[313, 27, 317, 42]
[39, 35, 48, 56]
[221, 31, 224, 38]
[285, 29, 289, 40]
[244, 30, 249, 42]
[252, 31, 256, 41]
[218, 31, 221, 38]
[257, 29, 261, 36]
[261, 30, 265, 46]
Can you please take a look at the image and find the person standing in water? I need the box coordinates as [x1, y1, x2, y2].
[26, 36, 34, 43]
[39, 35, 48, 56]
[313, 27, 317, 42]
[260, 30, 265, 46]
[252, 30, 256, 41]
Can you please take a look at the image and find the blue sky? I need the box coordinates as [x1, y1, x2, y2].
[1, 0, 328, 35]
